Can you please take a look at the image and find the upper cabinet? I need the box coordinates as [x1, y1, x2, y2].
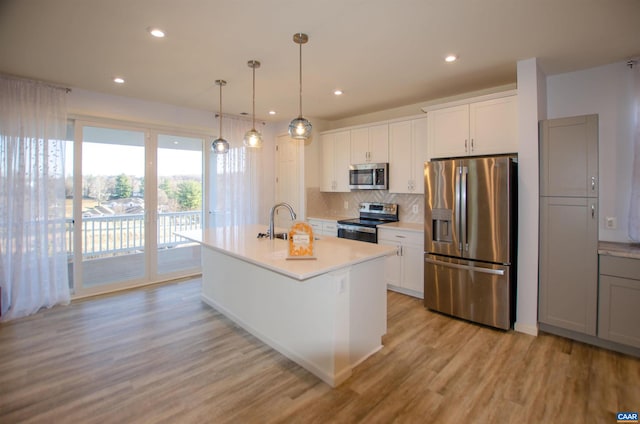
[389, 117, 429, 194]
[428, 94, 518, 159]
[350, 124, 389, 164]
[320, 130, 351, 192]
[539, 114, 598, 198]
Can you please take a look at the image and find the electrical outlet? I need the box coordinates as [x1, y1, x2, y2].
[344, 201, 349, 210]
[412, 204, 419, 214]
[605, 216, 617, 229]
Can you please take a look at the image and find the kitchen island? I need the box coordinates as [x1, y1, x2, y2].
[178, 225, 396, 387]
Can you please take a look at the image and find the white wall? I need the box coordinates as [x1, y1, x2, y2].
[514, 58, 547, 336]
[547, 61, 636, 242]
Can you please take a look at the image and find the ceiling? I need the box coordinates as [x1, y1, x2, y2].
[1, 0, 639, 122]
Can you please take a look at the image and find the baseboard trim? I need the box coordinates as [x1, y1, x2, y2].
[514, 321, 539, 336]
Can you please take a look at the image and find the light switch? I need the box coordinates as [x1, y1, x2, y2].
[412, 204, 419, 213]
[605, 216, 617, 229]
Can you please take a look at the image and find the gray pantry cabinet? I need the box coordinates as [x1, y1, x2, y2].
[538, 114, 599, 335]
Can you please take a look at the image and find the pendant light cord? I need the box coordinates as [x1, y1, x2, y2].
[218, 83, 223, 138]
[298, 40, 303, 117]
[252, 65, 256, 130]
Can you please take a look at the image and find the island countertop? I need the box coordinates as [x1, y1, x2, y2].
[178, 224, 396, 281]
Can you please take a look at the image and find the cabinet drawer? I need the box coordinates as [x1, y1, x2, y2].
[378, 229, 423, 246]
[600, 255, 640, 280]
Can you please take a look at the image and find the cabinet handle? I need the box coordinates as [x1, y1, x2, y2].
[591, 204, 595, 218]
[464, 139, 468, 152]
[471, 138, 474, 151]
[395, 235, 406, 239]
[591, 176, 596, 191]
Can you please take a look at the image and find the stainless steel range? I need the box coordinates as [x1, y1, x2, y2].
[337, 202, 399, 243]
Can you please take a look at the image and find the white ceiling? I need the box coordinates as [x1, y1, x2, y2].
[1, 0, 639, 122]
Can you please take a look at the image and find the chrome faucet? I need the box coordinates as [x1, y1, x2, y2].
[269, 202, 297, 239]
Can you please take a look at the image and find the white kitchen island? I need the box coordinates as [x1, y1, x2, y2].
[178, 225, 396, 387]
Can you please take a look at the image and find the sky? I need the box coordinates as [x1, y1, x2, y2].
[66, 142, 203, 177]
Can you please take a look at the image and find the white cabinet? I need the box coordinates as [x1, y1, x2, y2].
[350, 124, 389, 164]
[428, 95, 517, 159]
[307, 218, 338, 237]
[320, 130, 351, 192]
[378, 227, 424, 298]
[389, 117, 428, 194]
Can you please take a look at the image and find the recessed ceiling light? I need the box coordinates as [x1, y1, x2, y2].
[268, 110, 277, 115]
[445, 55, 457, 63]
[334, 89, 343, 96]
[113, 77, 125, 84]
[149, 28, 166, 38]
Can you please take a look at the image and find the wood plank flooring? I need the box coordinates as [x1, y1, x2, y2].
[1, 278, 638, 423]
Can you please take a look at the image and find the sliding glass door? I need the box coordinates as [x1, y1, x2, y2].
[78, 125, 147, 291]
[71, 122, 205, 296]
[155, 134, 203, 278]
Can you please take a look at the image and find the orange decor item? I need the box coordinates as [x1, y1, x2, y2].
[288, 221, 314, 258]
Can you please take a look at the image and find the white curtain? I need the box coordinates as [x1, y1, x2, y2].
[211, 116, 264, 227]
[630, 63, 640, 241]
[0, 76, 70, 321]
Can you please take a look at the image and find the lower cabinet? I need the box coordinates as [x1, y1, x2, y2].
[378, 227, 423, 298]
[598, 255, 640, 349]
[307, 218, 338, 237]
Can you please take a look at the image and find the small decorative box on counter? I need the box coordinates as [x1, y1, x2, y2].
[288, 221, 315, 259]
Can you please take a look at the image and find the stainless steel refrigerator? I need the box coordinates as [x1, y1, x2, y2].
[424, 155, 517, 330]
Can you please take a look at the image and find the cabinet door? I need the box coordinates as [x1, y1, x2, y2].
[412, 117, 429, 194]
[469, 96, 518, 156]
[350, 127, 369, 164]
[320, 131, 351, 192]
[368, 124, 389, 163]
[389, 121, 412, 193]
[389, 118, 429, 194]
[539, 196, 598, 335]
[378, 239, 402, 287]
[540, 115, 598, 198]
[598, 256, 640, 349]
[350, 124, 389, 164]
[333, 131, 352, 192]
[402, 243, 424, 295]
[320, 133, 336, 192]
[428, 104, 469, 159]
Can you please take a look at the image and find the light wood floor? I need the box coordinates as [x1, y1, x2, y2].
[1, 278, 638, 424]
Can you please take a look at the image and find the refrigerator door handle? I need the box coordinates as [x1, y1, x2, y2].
[461, 166, 468, 252]
[455, 166, 462, 251]
[424, 257, 505, 276]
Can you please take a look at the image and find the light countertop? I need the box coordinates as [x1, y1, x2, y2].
[178, 225, 396, 281]
[598, 241, 640, 260]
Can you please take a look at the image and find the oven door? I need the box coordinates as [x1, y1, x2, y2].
[337, 224, 377, 243]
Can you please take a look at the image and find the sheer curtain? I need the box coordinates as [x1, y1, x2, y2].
[211, 116, 264, 227]
[630, 63, 640, 241]
[0, 76, 70, 321]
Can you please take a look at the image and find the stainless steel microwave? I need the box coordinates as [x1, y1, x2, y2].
[349, 163, 388, 190]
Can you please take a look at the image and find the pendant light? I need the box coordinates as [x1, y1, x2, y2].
[288, 33, 312, 140]
[243, 60, 263, 148]
[211, 79, 230, 154]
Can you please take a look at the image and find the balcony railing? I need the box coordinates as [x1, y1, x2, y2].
[66, 211, 202, 259]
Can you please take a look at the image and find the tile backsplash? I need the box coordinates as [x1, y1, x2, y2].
[306, 187, 424, 223]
